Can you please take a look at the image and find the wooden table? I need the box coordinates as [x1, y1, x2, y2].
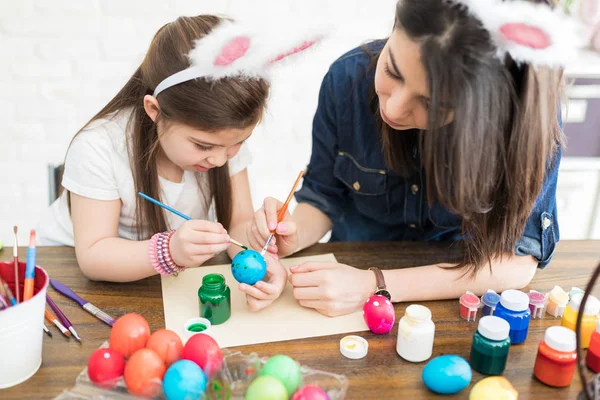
[1, 241, 600, 399]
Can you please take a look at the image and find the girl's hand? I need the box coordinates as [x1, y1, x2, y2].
[169, 220, 231, 268]
[247, 197, 299, 257]
[289, 262, 375, 317]
[239, 253, 288, 311]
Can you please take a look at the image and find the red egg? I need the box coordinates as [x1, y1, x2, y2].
[146, 329, 184, 367]
[182, 333, 223, 378]
[109, 313, 151, 359]
[363, 295, 395, 334]
[124, 348, 166, 397]
[87, 347, 125, 389]
[291, 384, 330, 400]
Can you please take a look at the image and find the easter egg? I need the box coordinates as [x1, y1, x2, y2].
[231, 250, 267, 285]
[146, 329, 184, 367]
[291, 384, 329, 400]
[363, 295, 395, 334]
[182, 333, 223, 378]
[422, 355, 472, 395]
[124, 348, 166, 397]
[163, 360, 207, 400]
[260, 355, 303, 395]
[87, 348, 125, 389]
[245, 375, 288, 400]
[469, 377, 518, 400]
[109, 313, 150, 358]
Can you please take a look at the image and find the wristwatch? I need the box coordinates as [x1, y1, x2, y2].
[368, 267, 391, 301]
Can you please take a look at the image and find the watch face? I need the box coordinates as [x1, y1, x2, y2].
[375, 289, 391, 301]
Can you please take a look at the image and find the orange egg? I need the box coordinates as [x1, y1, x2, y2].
[109, 313, 150, 359]
[124, 348, 166, 397]
[146, 329, 184, 367]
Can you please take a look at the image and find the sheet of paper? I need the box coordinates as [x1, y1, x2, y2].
[161, 253, 368, 348]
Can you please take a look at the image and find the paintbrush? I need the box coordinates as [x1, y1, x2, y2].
[0, 275, 17, 306]
[23, 230, 36, 301]
[46, 294, 82, 343]
[45, 309, 71, 338]
[260, 170, 305, 256]
[13, 226, 19, 303]
[43, 325, 53, 338]
[137, 192, 248, 250]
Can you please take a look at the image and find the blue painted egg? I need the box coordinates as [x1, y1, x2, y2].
[422, 355, 472, 395]
[231, 250, 267, 285]
[163, 359, 207, 400]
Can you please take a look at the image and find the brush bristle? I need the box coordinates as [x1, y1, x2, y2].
[29, 230, 36, 248]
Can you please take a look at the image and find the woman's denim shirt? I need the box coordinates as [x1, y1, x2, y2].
[294, 42, 562, 269]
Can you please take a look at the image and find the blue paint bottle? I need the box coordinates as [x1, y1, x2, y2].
[481, 290, 501, 316]
[494, 290, 531, 345]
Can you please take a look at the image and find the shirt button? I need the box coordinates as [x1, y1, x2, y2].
[543, 217, 551, 230]
[411, 184, 419, 194]
[409, 224, 416, 228]
[353, 181, 361, 191]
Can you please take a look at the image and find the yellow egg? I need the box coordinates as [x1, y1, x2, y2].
[469, 377, 518, 400]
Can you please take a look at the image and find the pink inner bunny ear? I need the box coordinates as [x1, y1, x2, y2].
[499, 23, 551, 49]
[270, 40, 317, 63]
[214, 36, 251, 66]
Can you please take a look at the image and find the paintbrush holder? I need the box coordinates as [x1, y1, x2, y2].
[0, 261, 49, 389]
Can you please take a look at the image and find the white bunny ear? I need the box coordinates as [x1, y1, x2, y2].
[456, 0, 586, 68]
[153, 18, 327, 97]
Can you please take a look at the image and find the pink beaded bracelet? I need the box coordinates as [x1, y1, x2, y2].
[149, 230, 185, 276]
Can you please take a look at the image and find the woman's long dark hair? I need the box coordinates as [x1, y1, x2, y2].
[66, 15, 269, 238]
[373, 0, 564, 276]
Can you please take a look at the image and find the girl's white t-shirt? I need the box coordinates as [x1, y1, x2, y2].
[37, 111, 252, 246]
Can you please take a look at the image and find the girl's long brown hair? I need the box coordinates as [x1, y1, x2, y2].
[66, 15, 269, 238]
[373, 0, 564, 276]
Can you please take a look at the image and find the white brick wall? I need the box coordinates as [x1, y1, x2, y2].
[0, 0, 397, 245]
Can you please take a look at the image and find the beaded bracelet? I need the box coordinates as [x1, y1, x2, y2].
[149, 230, 185, 276]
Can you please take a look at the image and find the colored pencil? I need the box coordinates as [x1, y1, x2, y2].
[46, 294, 82, 342]
[23, 230, 36, 301]
[13, 226, 19, 303]
[45, 309, 71, 338]
[137, 192, 248, 250]
[260, 170, 305, 255]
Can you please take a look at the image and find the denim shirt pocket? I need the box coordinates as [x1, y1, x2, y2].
[333, 151, 390, 217]
[427, 201, 462, 229]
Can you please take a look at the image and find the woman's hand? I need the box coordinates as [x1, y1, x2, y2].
[169, 220, 231, 268]
[238, 253, 288, 311]
[247, 197, 300, 257]
[289, 262, 375, 317]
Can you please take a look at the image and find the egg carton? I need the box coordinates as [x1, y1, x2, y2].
[54, 341, 349, 400]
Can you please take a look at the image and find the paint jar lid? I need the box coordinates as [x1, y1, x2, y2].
[340, 335, 368, 359]
[544, 326, 576, 353]
[481, 290, 500, 307]
[460, 291, 480, 309]
[568, 287, 584, 299]
[477, 316, 510, 341]
[183, 317, 212, 341]
[405, 304, 432, 322]
[568, 293, 600, 315]
[548, 286, 569, 306]
[500, 290, 529, 312]
[528, 290, 547, 306]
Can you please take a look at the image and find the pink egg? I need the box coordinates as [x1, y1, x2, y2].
[291, 384, 330, 400]
[363, 295, 395, 334]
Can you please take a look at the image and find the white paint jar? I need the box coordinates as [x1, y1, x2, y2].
[396, 304, 435, 362]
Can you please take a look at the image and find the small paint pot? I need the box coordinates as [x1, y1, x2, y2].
[183, 317, 212, 341]
[481, 290, 500, 316]
[568, 287, 584, 301]
[528, 290, 547, 319]
[546, 286, 569, 318]
[459, 291, 480, 322]
[340, 335, 368, 359]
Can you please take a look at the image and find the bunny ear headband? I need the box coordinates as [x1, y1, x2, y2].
[153, 18, 327, 97]
[455, 0, 585, 68]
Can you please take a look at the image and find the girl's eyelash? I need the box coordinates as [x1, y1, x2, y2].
[194, 143, 213, 151]
[384, 64, 402, 81]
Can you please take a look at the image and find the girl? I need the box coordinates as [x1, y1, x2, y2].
[37, 15, 321, 311]
[245, 0, 579, 316]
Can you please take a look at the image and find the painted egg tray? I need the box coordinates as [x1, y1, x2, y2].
[54, 341, 349, 399]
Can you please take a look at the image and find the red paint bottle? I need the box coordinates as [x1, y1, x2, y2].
[534, 326, 577, 387]
[586, 320, 600, 373]
[460, 291, 480, 322]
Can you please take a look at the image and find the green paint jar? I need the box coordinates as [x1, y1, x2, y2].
[470, 316, 511, 375]
[198, 273, 231, 325]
